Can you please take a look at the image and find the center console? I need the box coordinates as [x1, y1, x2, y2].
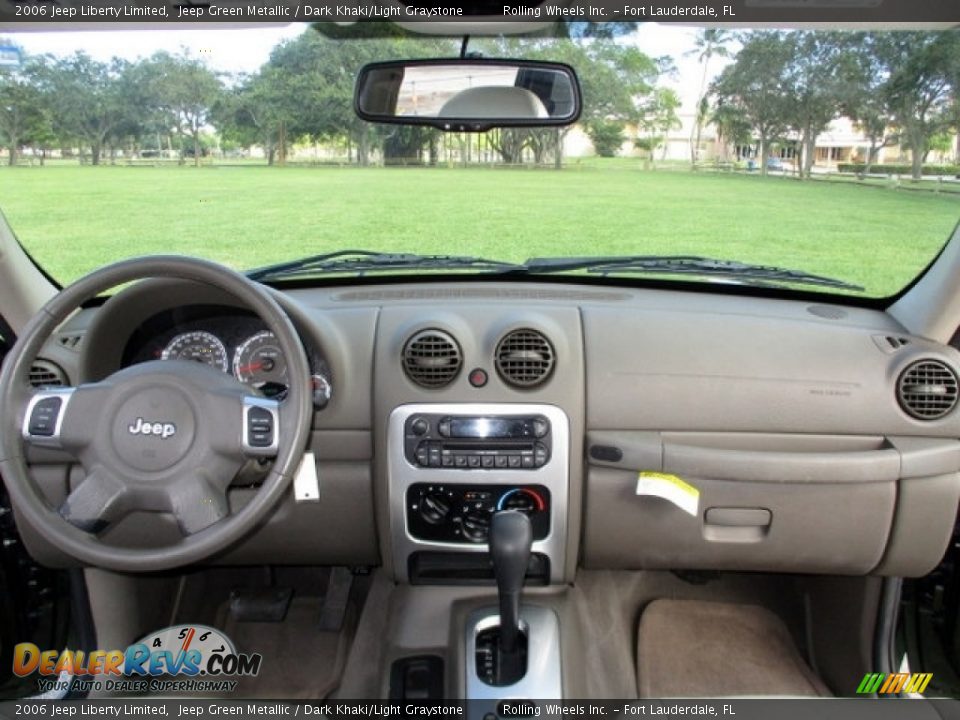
[387, 403, 570, 585]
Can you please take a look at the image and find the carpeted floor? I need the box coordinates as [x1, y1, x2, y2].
[636, 598, 830, 698]
[216, 596, 355, 699]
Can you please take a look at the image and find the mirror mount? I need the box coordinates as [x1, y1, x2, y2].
[354, 57, 582, 133]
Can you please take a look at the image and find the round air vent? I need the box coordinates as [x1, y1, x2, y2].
[495, 329, 555, 388]
[897, 359, 959, 420]
[402, 330, 462, 388]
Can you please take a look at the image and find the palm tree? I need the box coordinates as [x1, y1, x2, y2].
[686, 29, 732, 165]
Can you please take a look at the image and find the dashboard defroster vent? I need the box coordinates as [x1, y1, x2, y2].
[29, 360, 67, 388]
[403, 330, 462, 388]
[897, 360, 959, 420]
[495, 329, 555, 388]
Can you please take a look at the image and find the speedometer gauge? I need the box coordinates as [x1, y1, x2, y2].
[161, 331, 229, 372]
[233, 331, 288, 394]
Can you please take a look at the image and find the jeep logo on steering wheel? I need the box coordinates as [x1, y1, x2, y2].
[128, 417, 177, 439]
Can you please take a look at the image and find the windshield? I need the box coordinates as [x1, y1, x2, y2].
[1, 23, 958, 298]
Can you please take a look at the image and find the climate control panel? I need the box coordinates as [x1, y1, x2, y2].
[406, 483, 551, 545]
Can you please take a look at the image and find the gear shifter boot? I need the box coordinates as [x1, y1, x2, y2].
[485, 510, 533, 685]
[475, 623, 528, 686]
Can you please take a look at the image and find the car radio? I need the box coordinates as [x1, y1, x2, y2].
[403, 414, 552, 470]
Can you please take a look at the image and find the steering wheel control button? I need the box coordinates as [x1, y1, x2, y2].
[242, 397, 280, 456]
[28, 397, 62, 436]
[468, 368, 488, 388]
[113, 390, 195, 472]
[22, 390, 75, 448]
[247, 408, 274, 447]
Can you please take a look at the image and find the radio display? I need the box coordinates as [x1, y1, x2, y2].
[449, 417, 527, 439]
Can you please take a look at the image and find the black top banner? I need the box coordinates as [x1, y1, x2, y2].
[2, 0, 959, 24]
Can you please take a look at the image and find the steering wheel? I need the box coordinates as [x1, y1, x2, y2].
[0, 256, 313, 572]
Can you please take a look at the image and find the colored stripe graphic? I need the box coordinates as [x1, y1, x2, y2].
[856, 673, 885, 694]
[904, 673, 933, 693]
[857, 672, 933, 695]
[879, 673, 909, 694]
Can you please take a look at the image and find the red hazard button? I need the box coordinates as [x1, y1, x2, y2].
[469, 368, 488, 388]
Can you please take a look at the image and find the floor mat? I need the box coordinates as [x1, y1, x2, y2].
[216, 597, 355, 699]
[636, 598, 830, 698]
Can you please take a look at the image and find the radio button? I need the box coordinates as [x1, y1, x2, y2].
[508, 456, 522, 468]
[468, 455, 481, 468]
[533, 417, 549, 438]
[415, 445, 429, 466]
[411, 417, 429, 436]
[481, 455, 495, 468]
[534, 444, 549, 467]
[521, 455, 535, 468]
[495, 456, 509, 468]
[454, 455, 468, 468]
[441, 455, 454, 467]
[438, 418, 451, 437]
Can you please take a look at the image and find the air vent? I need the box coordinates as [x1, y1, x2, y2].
[495, 329, 555, 388]
[29, 360, 67, 388]
[897, 360, 959, 420]
[402, 330, 462, 388]
[56, 333, 83, 350]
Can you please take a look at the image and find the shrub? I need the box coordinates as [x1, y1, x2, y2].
[838, 163, 960, 175]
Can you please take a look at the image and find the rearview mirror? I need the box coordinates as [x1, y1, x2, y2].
[355, 59, 581, 132]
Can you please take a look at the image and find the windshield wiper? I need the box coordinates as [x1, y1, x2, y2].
[523, 255, 864, 291]
[248, 250, 863, 292]
[246, 250, 524, 281]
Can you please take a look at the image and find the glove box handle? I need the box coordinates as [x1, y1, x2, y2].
[702, 507, 772, 543]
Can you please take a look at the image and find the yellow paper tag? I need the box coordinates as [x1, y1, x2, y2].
[636, 472, 700, 517]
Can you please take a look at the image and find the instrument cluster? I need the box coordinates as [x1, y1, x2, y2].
[122, 306, 332, 406]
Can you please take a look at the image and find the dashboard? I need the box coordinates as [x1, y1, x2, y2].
[16, 277, 960, 581]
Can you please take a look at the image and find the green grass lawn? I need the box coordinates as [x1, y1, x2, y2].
[1, 163, 958, 297]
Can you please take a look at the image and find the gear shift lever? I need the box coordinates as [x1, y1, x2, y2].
[490, 510, 532, 659]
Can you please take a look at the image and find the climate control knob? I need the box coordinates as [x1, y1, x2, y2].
[461, 510, 491, 543]
[497, 487, 546, 515]
[419, 490, 452, 524]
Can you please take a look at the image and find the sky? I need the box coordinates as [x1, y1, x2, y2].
[8, 22, 726, 113]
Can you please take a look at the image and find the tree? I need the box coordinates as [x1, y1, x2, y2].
[138, 51, 222, 167]
[881, 32, 960, 179]
[780, 32, 852, 178]
[841, 34, 901, 178]
[0, 47, 48, 166]
[45, 53, 131, 165]
[583, 120, 624, 157]
[686, 28, 732, 165]
[633, 87, 682, 166]
[711, 32, 794, 176]
[257, 31, 455, 166]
